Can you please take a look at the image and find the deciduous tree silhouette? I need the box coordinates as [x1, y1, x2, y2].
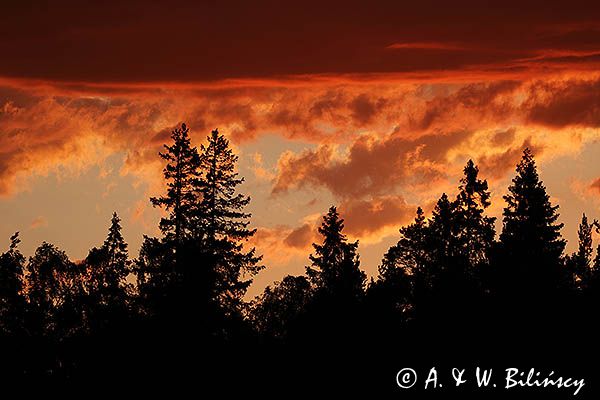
[251, 275, 311, 340]
[24, 242, 87, 376]
[26, 242, 85, 338]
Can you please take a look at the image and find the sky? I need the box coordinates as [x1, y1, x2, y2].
[3, 0, 600, 297]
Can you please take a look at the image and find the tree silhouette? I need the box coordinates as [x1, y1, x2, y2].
[150, 123, 201, 244]
[368, 208, 424, 326]
[427, 193, 456, 276]
[25, 242, 85, 338]
[0, 233, 26, 336]
[134, 235, 174, 317]
[565, 213, 593, 290]
[3, 120, 600, 391]
[453, 160, 496, 270]
[498, 148, 566, 296]
[307, 206, 365, 302]
[251, 275, 311, 340]
[195, 128, 263, 314]
[84, 212, 131, 331]
[372, 162, 495, 337]
[141, 123, 202, 326]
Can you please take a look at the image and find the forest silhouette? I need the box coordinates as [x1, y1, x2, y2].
[0, 123, 598, 395]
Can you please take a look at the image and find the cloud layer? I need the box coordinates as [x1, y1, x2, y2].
[4, 2, 600, 293]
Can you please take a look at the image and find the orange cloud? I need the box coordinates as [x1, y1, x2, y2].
[590, 178, 600, 194]
[29, 216, 48, 230]
[340, 195, 415, 239]
[2, 74, 600, 206]
[272, 130, 471, 198]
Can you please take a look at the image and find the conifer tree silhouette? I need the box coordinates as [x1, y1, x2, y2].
[140, 123, 202, 322]
[565, 213, 593, 290]
[454, 160, 496, 270]
[307, 206, 365, 301]
[373, 161, 495, 332]
[368, 208, 424, 326]
[428, 193, 455, 270]
[301, 206, 366, 346]
[0, 232, 26, 335]
[195, 128, 262, 314]
[499, 148, 566, 294]
[150, 123, 201, 244]
[378, 207, 428, 280]
[84, 212, 131, 330]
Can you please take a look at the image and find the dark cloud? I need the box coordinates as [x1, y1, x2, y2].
[350, 94, 387, 125]
[477, 138, 543, 180]
[341, 195, 415, 237]
[283, 224, 314, 249]
[414, 81, 521, 131]
[272, 130, 471, 198]
[2, 1, 600, 82]
[526, 78, 600, 128]
[490, 128, 517, 147]
[590, 177, 600, 194]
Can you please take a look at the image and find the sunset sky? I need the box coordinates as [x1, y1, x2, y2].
[3, 1, 600, 296]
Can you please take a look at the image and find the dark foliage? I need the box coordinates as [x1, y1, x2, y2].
[0, 129, 598, 396]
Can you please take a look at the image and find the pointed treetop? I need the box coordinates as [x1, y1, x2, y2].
[415, 207, 425, 223]
[9, 232, 20, 250]
[458, 159, 492, 209]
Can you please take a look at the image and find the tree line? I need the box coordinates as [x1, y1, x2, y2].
[0, 123, 598, 391]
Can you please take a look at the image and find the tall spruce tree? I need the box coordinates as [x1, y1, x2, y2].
[150, 123, 201, 244]
[591, 222, 600, 293]
[454, 160, 496, 269]
[499, 148, 566, 294]
[370, 207, 426, 321]
[306, 206, 365, 301]
[0, 233, 26, 335]
[565, 213, 593, 290]
[195, 128, 262, 313]
[427, 193, 456, 274]
[141, 123, 202, 321]
[378, 207, 428, 280]
[84, 212, 130, 329]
